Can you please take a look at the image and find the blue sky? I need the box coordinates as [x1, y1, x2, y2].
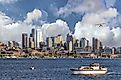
[1, 0, 121, 47]
[0, 0, 68, 27]
[0, 0, 121, 30]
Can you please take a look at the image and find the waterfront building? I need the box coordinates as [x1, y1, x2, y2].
[46, 37, 53, 48]
[55, 34, 63, 47]
[51, 37, 55, 47]
[0, 42, 7, 49]
[8, 41, 19, 49]
[29, 37, 35, 49]
[80, 38, 88, 49]
[75, 47, 91, 55]
[69, 41, 73, 52]
[8, 41, 14, 48]
[112, 47, 116, 54]
[103, 46, 112, 54]
[31, 28, 36, 48]
[84, 40, 91, 51]
[92, 37, 103, 53]
[22, 33, 28, 49]
[66, 33, 73, 52]
[36, 29, 43, 48]
[74, 39, 80, 49]
[92, 37, 96, 52]
[73, 36, 77, 45]
[117, 47, 121, 54]
[40, 42, 45, 49]
[63, 42, 67, 50]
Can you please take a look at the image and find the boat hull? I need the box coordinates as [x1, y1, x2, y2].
[71, 68, 107, 75]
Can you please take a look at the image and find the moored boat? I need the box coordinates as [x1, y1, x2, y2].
[70, 63, 107, 75]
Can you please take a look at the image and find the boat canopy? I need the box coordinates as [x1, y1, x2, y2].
[90, 63, 100, 67]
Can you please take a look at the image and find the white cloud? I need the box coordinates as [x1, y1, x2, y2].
[25, 9, 42, 24]
[0, 10, 34, 42]
[81, 8, 118, 25]
[0, 12, 13, 26]
[57, 0, 106, 16]
[1, 22, 31, 42]
[41, 19, 70, 41]
[0, 9, 70, 44]
[0, 0, 17, 4]
[74, 8, 121, 47]
[57, 0, 121, 47]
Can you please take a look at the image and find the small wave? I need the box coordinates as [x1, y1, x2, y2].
[107, 72, 121, 75]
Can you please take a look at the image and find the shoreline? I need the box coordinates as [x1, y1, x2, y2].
[0, 55, 121, 59]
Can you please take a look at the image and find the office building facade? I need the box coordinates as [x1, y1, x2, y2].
[22, 33, 28, 49]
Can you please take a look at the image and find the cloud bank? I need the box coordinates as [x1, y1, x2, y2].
[57, 0, 121, 47]
[57, 0, 106, 16]
[0, 9, 70, 44]
[25, 9, 42, 24]
[1, 0, 121, 47]
[0, 9, 43, 42]
[41, 19, 70, 41]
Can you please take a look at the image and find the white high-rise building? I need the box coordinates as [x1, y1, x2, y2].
[36, 29, 43, 48]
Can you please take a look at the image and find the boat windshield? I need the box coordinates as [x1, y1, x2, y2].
[82, 67, 93, 70]
[90, 63, 100, 67]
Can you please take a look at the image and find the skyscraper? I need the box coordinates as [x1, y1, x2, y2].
[80, 38, 87, 49]
[22, 33, 28, 49]
[31, 28, 36, 47]
[55, 34, 63, 47]
[74, 39, 80, 48]
[92, 37, 102, 52]
[36, 29, 43, 48]
[46, 37, 53, 48]
[29, 37, 34, 49]
[66, 33, 73, 52]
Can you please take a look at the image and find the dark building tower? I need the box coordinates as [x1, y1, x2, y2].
[92, 37, 97, 52]
[46, 37, 55, 48]
[74, 39, 80, 48]
[46, 37, 53, 48]
[31, 28, 35, 39]
[31, 28, 36, 48]
[22, 33, 28, 49]
[80, 38, 87, 49]
[92, 37, 103, 53]
[66, 33, 73, 52]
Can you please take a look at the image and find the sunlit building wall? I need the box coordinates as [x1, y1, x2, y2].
[36, 29, 43, 48]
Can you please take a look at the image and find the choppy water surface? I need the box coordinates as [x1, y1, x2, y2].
[0, 58, 121, 80]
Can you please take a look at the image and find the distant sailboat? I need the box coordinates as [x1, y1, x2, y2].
[30, 66, 35, 70]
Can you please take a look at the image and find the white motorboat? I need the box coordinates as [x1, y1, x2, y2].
[70, 63, 107, 75]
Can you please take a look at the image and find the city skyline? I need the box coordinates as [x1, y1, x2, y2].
[21, 28, 118, 54]
[0, 0, 121, 47]
[1, 1, 121, 79]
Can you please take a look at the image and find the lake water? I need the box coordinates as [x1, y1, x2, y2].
[0, 58, 121, 80]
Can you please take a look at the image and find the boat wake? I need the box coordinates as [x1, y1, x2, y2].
[107, 72, 121, 75]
